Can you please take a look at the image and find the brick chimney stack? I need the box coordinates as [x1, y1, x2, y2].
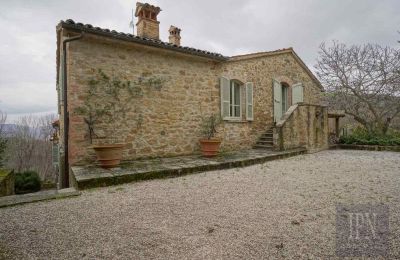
[135, 2, 161, 40]
[168, 26, 181, 46]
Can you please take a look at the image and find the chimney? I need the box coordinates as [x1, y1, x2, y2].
[168, 26, 181, 46]
[135, 2, 161, 40]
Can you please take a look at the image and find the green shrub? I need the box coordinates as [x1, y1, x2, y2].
[14, 171, 41, 194]
[339, 126, 400, 146]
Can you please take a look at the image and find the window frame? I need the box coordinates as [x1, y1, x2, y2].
[229, 80, 242, 119]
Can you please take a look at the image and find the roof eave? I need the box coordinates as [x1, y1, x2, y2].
[228, 48, 324, 91]
[58, 21, 228, 62]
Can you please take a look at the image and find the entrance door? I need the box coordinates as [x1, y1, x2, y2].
[273, 80, 290, 122]
[281, 84, 289, 114]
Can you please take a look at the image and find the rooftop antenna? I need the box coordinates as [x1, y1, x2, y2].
[129, 8, 134, 34]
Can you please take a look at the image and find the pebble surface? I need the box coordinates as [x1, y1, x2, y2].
[0, 150, 399, 259]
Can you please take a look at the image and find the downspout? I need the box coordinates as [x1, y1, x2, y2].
[62, 32, 84, 188]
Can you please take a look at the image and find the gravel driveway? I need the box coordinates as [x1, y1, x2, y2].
[1, 150, 399, 259]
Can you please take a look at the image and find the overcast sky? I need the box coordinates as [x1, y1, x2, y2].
[0, 0, 399, 122]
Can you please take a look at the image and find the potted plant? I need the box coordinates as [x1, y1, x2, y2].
[199, 114, 222, 157]
[74, 69, 132, 168]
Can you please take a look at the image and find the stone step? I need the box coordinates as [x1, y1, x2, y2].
[0, 188, 81, 208]
[255, 127, 274, 150]
[261, 134, 273, 139]
[253, 144, 274, 149]
[256, 141, 273, 145]
[71, 148, 308, 190]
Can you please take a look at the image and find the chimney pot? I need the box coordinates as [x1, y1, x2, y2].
[168, 25, 181, 46]
[135, 2, 161, 40]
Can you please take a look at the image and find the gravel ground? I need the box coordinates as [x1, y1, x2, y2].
[0, 150, 399, 259]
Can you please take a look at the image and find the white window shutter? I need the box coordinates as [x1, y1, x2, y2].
[273, 79, 282, 122]
[292, 83, 304, 104]
[220, 77, 230, 119]
[246, 82, 254, 120]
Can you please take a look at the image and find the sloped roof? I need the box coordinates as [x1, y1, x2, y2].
[56, 20, 323, 91]
[229, 48, 324, 91]
[57, 19, 227, 61]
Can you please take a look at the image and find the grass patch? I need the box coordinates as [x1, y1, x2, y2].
[0, 169, 11, 182]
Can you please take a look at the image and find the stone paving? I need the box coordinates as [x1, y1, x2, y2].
[71, 148, 306, 190]
[0, 188, 80, 208]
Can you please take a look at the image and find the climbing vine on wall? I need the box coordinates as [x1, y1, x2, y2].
[133, 75, 167, 91]
[74, 69, 168, 144]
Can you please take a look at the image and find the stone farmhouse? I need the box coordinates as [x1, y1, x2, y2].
[56, 2, 329, 187]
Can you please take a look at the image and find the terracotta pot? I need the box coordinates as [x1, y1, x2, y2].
[199, 138, 222, 157]
[92, 143, 125, 168]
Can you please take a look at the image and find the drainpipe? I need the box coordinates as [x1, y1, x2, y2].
[62, 32, 84, 188]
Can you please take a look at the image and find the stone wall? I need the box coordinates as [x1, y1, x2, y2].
[136, 18, 160, 40]
[66, 35, 221, 165]
[61, 32, 324, 165]
[275, 104, 329, 151]
[220, 53, 323, 152]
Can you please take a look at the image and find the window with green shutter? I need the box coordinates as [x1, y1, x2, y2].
[230, 81, 241, 118]
[220, 77, 254, 121]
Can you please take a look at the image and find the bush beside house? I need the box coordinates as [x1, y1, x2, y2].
[14, 171, 41, 194]
[339, 126, 400, 146]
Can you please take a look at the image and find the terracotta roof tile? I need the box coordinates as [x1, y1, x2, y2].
[58, 19, 227, 61]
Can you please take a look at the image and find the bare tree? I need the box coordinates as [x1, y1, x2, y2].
[5, 114, 57, 182]
[315, 41, 400, 134]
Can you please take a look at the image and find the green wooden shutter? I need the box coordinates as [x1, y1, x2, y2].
[273, 79, 282, 122]
[246, 82, 254, 120]
[292, 83, 304, 104]
[220, 77, 230, 119]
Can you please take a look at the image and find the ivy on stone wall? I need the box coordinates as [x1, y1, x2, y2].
[133, 75, 167, 91]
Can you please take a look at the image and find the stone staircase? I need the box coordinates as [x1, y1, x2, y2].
[253, 127, 274, 149]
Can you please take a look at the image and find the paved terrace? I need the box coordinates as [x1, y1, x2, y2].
[71, 148, 306, 189]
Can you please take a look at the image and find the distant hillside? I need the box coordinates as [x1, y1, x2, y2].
[0, 124, 40, 137]
[0, 124, 17, 136]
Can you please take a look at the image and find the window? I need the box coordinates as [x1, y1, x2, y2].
[230, 81, 241, 118]
[281, 84, 289, 113]
[220, 77, 254, 121]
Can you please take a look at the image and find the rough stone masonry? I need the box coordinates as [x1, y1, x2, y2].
[56, 2, 326, 166]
